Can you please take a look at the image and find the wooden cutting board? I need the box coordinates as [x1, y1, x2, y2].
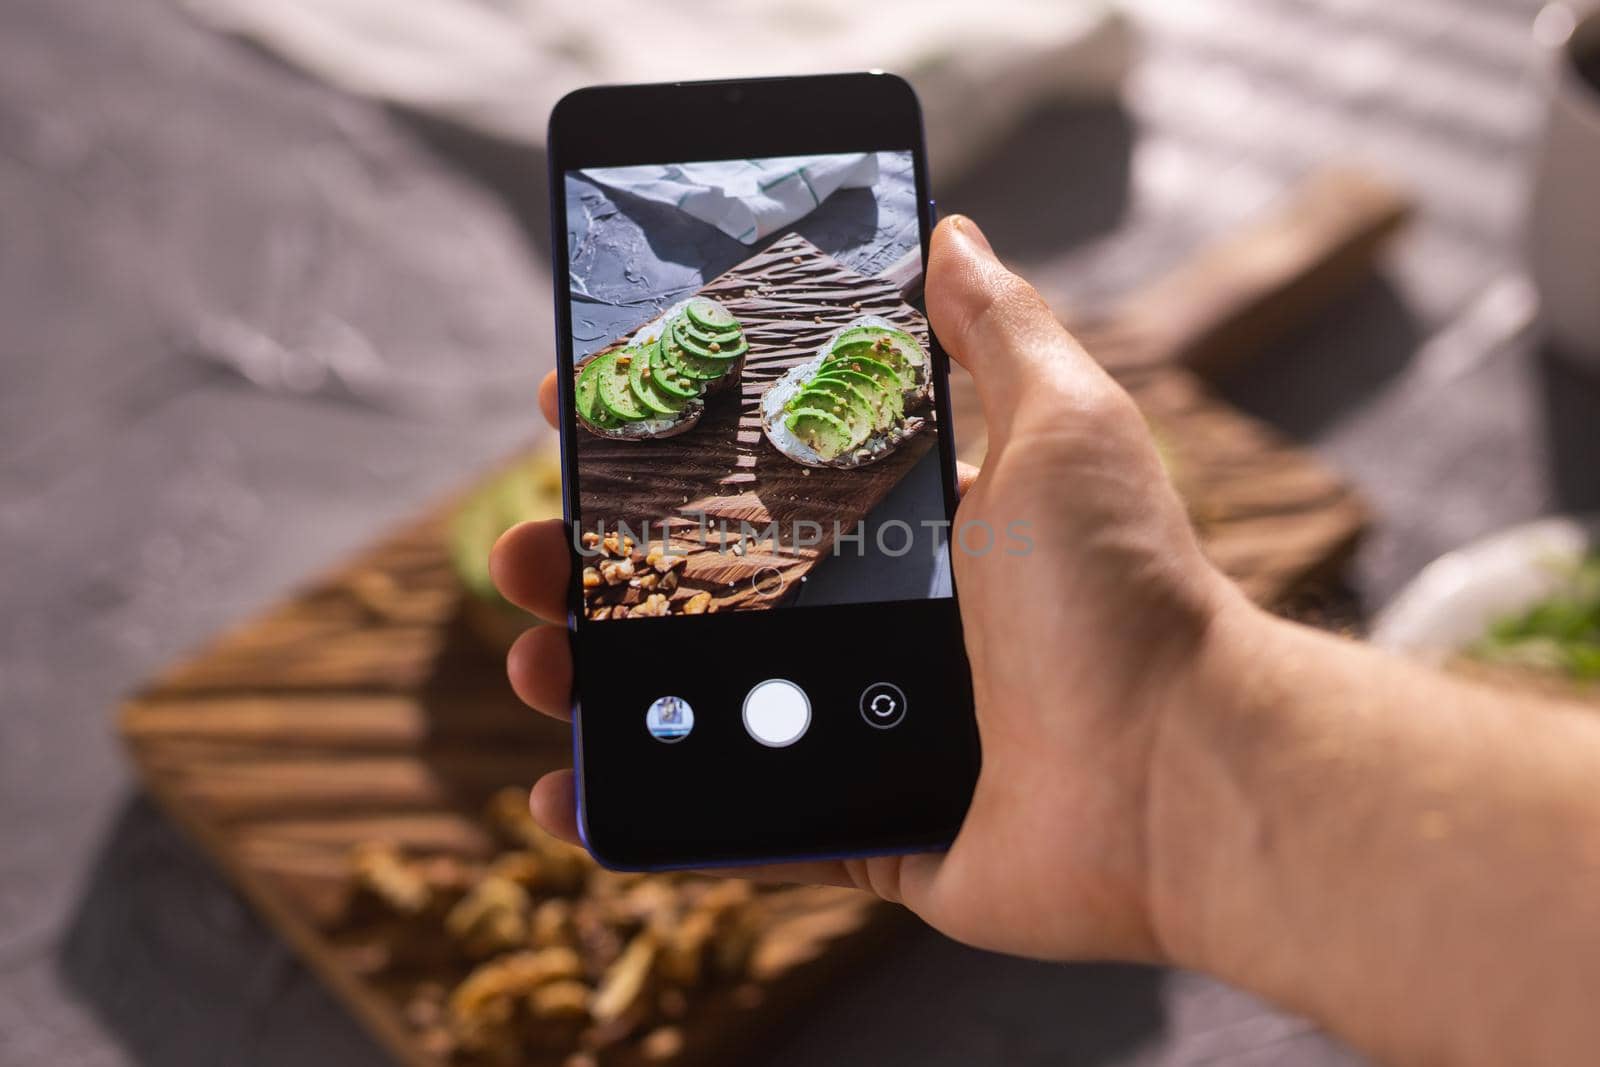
[574, 232, 935, 615]
[120, 169, 1405, 1067]
[120, 514, 904, 1067]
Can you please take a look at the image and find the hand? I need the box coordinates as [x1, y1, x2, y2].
[492, 216, 1243, 964]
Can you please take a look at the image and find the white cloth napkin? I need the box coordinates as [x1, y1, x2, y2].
[176, 0, 1132, 181]
[582, 154, 880, 244]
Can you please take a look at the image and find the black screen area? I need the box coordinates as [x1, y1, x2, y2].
[549, 74, 979, 868]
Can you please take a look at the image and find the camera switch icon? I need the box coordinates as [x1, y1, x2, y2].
[859, 682, 908, 730]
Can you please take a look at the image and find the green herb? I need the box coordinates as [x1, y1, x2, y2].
[1468, 554, 1600, 680]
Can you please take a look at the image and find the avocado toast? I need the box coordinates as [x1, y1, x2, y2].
[760, 317, 932, 468]
[575, 297, 747, 440]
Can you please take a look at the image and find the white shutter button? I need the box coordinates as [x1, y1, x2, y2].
[742, 679, 811, 748]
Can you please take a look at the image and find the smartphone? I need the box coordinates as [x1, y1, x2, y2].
[548, 72, 978, 869]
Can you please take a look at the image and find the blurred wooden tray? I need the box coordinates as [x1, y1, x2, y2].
[119, 168, 1405, 1066]
[120, 510, 904, 1066]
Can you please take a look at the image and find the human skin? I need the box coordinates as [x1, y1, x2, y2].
[492, 216, 1600, 1067]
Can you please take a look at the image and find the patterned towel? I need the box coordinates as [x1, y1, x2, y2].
[582, 154, 880, 244]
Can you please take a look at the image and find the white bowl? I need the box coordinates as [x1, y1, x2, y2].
[1370, 515, 1600, 661]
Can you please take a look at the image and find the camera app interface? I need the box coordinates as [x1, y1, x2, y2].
[565, 150, 955, 623]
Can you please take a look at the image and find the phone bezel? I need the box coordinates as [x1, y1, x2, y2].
[547, 72, 975, 869]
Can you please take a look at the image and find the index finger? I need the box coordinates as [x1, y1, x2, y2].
[540, 371, 559, 429]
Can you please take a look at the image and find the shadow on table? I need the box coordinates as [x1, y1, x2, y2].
[567, 164, 897, 285]
[937, 100, 1136, 259]
[758, 931, 1163, 1067]
[571, 174, 765, 281]
[1536, 344, 1600, 514]
[1212, 274, 1424, 440]
[57, 795, 389, 1067]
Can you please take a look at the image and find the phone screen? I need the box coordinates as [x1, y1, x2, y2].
[551, 77, 978, 868]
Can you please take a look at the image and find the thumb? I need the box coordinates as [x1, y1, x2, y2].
[925, 216, 1108, 447]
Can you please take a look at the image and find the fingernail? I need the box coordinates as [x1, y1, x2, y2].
[952, 215, 995, 258]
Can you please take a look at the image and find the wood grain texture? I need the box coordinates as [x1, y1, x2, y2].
[1120, 367, 1367, 603]
[575, 232, 936, 614]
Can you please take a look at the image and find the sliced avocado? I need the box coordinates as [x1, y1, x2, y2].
[821, 352, 903, 396]
[659, 322, 727, 382]
[833, 324, 915, 349]
[685, 297, 737, 333]
[789, 376, 885, 431]
[647, 339, 700, 400]
[575, 356, 617, 427]
[595, 350, 649, 421]
[813, 366, 904, 425]
[653, 325, 699, 380]
[627, 344, 688, 416]
[792, 383, 875, 442]
[673, 317, 745, 362]
[785, 407, 861, 461]
[833, 325, 926, 367]
[679, 318, 743, 348]
[694, 333, 747, 362]
[450, 450, 559, 604]
[830, 333, 923, 389]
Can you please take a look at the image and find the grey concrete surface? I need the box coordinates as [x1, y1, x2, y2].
[3, 0, 1597, 1064]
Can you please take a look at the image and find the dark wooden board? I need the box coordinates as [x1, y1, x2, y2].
[1122, 367, 1367, 603]
[574, 232, 935, 614]
[940, 361, 1365, 607]
[119, 169, 1401, 1067]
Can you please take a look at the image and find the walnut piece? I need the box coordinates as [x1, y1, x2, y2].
[632, 593, 670, 617]
[488, 851, 542, 888]
[640, 1025, 684, 1061]
[599, 558, 635, 585]
[590, 931, 657, 1026]
[657, 909, 714, 987]
[532, 898, 576, 948]
[445, 876, 531, 958]
[448, 948, 583, 1059]
[528, 978, 589, 1021]
[352, 842, 430, 917]
[348, 795, 793, 1064]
